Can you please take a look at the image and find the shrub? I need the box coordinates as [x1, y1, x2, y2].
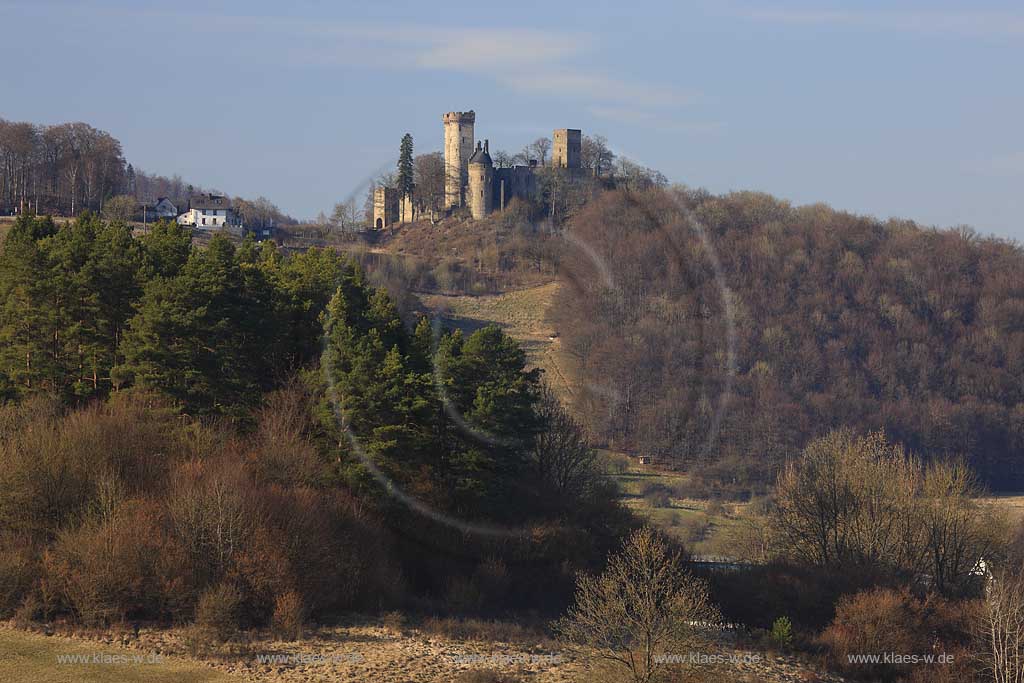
[0, 544, 36, 617]
[195, 583, 242, 643]
[641, 483, 672, 508]
[769, 616, 793, 649]
[44, 499, 186, 625]
[475, 557, 510, 608]
[246, 384, 322, 487]
[270, 590, 305, 641]
[818, 587, 975, 682]
[13, 592, 42, 628]
[707, 562, 885, 631]
[705, 499, 727, 517]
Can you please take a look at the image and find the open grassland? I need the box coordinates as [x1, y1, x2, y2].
[605, 453, 754, 558]
[0, 627, 230, 683]
[982, 494, 1024, 524]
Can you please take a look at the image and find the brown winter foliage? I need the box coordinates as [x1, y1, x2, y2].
[0, 387, 401, 628]
[553, 187, 1024, 491]
[818, 587, 978, 682]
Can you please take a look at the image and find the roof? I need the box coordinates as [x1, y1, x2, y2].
[190, 194, 231, 210]
[468, 143, 492, 166]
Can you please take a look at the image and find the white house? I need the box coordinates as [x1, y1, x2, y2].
[177, 194, 239, 229]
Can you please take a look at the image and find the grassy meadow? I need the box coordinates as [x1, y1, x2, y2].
[0, 629, 230, 683]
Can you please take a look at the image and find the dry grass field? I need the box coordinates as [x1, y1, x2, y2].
[982, 494, 1024, 524]
[0, 627, 230, 683]
[0, 621, 841, 683]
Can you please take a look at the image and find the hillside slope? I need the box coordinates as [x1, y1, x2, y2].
[551, 187, 1024, 491]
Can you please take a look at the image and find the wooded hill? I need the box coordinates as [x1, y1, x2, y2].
[552, 188, 1024, 492]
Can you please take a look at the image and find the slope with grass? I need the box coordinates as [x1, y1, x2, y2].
[418, 282, 577, 402]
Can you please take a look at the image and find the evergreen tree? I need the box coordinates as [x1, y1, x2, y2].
[0, 215, 59, 394]
[435, 324, 543, 514]
[397, 133, 414, 199]
[138, 219, 191, 279]
[118, 233, 280, 413]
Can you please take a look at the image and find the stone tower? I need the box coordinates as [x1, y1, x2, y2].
[372, 187, 398, 229]
[467, 140, 493, 220]
[552, 128, 582, 169]
[443, 110, 476, 209]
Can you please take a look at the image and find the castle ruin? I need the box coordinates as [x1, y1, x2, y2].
[374, 110, 582, 228]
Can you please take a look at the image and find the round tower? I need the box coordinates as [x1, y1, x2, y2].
[443, 110, 475, 209]
[467, 140, 493, 220]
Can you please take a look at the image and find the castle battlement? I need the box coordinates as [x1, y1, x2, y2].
[443, 111, 476, 124]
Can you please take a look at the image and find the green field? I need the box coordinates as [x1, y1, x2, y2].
[0, 629, 232, 683]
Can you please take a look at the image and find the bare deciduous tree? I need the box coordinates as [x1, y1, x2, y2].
[556, 527, 720, 683]
[581, 134, 614, 176]
[772, 429, 1008, 593]
[413, 152, 445, 214]
[530, 137, 552, 166]
[101, 194, 136, 223]
[330, 198, 362, 232]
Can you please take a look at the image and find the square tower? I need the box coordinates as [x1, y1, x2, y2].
[373, 187, 398, 229]
[552, 128, 582, 169]
[443, 110, 476, 209]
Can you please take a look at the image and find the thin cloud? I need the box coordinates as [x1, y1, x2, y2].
[507, 73, 698, 107]
[588, 106, 723, 133]
[735, 7, 1024, 37]
[414, 29, 590, 71]
[7, 3, 698, 116]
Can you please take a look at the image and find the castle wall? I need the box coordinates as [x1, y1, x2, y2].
[494, 166, 537, 208]
[443, 111, 475, 209]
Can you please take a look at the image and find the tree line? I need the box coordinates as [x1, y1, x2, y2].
[0, 117, 296, 225]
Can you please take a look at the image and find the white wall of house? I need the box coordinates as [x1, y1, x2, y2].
[177, 208, 236, 228]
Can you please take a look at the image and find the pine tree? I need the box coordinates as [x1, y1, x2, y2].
[118, 233, 279, 413]
[138, 219, 191, 278]
[397, 133, 414, 199]
[0, 216, 59, 394]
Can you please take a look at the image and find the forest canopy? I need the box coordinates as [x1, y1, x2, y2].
[553, 188, 1024, 491]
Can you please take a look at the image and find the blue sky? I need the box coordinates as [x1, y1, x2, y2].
[2, 0, 1021, 238]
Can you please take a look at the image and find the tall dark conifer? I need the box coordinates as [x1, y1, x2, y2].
[397, 133, 414, 198]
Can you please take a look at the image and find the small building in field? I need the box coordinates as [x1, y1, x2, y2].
[177, 194, 239, 229]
